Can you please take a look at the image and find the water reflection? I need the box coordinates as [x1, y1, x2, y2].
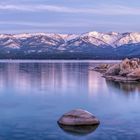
[0, 62, 104, 96]
[0, 62, 140, 139]
[0, 62, 140, 97]
[0, 63, 88, 93]
[88, 70, 108, 97]
[58, 124, 99, 136]
[106, 80, 140, 95]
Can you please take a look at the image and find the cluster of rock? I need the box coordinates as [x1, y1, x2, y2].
[93, 64, 111, 73]
[94, 58, 140, 82]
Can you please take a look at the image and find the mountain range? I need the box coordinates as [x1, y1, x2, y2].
[0, 31, 140, 59]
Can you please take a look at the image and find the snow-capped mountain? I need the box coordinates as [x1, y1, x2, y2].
[0, 31, 140, 59]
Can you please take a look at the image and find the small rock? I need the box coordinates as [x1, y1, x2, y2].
[58, 109, 100, 126]
[94, 64, 111, 73]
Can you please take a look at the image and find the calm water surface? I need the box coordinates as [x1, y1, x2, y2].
[0, 60, 140, 140]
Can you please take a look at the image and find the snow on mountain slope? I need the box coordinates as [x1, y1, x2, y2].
[58, 34, 79, 42]
[2, 38, 20, 48]
[0, 31, 140, 50]
[82, 31, 122, 46]
[64, 35, 110, 47]
[114, 32, 140, 46]
[80, 31, 140, 47]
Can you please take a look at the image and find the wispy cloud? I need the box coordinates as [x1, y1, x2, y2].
[0, 20, 139, 34]
[0, 4, 140, 15]
[0, 21, 94, 28]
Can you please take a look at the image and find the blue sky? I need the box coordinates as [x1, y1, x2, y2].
[0, 0, 140, 34]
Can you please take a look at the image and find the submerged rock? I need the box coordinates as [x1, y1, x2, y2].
[58, 109, 100, 126]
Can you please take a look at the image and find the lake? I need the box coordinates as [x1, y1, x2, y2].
[0, 60, 140, 140]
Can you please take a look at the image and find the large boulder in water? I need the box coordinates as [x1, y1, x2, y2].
[119, 58, 139, 76]
[105, 64, 120, 76]
[131, 58, 140, 65]
[127, 68, 140, 79]
[58, 109, 100, 126]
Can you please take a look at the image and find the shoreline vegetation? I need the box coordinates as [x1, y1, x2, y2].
[92, 58, 140, 82]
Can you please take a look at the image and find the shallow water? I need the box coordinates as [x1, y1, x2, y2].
[0, 60, 140, 140]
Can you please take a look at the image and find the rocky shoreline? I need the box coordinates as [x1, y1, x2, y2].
[93, 58, 140, 82]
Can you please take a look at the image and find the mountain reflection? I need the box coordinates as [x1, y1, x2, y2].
[0, 63, 93, 94]
[0, 62, 140, 97]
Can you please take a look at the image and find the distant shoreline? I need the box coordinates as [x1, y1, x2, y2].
[0, 59, 121, 63]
